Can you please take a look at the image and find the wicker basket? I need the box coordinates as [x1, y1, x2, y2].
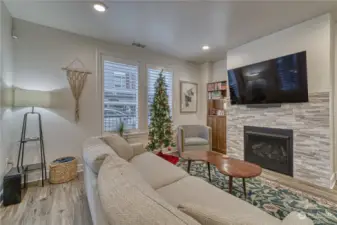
[49, 156, 78, 184]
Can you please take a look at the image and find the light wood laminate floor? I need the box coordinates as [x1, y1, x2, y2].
[0, 176, 92, 225]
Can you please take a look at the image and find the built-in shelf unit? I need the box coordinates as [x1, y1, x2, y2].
[207, 81, 227, 154]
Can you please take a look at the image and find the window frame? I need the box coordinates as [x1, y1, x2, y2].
[101, 54, 140, 133]
[146, 64, 174, 129]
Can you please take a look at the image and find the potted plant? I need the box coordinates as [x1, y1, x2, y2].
[118, 119, 125, 138]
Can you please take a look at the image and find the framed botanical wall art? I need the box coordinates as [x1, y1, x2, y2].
[180, 81, 198, 113]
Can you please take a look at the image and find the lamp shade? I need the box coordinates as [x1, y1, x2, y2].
[14, 88, 51, 108]
[2, 87, 14, 107]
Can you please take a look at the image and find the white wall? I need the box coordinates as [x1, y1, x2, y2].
[0, 1, 13, 193]
[12, 19, 203, 169]
[200, 62, 212, 120]
[211, 59, 227, 82]
[227, 14, 332, 93]
[334, 22, 337, 178]
[227, 13, 335, 187]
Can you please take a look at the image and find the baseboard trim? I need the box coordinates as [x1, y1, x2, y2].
[262, 169, 337, 203]
[330, 172, 336, 189]
[25, 163, 84, 184]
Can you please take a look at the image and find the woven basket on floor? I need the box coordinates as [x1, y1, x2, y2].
[49, 156, 78, 184]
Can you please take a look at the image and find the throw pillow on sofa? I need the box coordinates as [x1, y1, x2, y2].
[102, 134, 134, 161]
[178, 203, 255, 225]
[83, 137, 119, 174]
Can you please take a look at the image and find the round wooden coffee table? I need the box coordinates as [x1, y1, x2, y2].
[180, 151, 262, 198]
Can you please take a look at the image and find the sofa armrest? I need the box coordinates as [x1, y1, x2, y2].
[130, 143, 146, 157]
[199, 126, 212, 151]
[83, 137, 119, 174]
[281, 212, 313, 225]
[199, 126, 211, 140]
[176, 126, 184, 155]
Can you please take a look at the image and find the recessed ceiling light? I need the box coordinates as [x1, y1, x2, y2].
[93, 2, 107, 12]
[202, 45, 210, 50]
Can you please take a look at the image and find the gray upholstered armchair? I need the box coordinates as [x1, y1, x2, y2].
[176, 125, 212, 155]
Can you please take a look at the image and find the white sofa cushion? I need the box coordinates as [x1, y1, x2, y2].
[156, 176, 281, 225]
[281, 212, 314, 225]
[98, 155, 201, 225]
[185, 137, 209, 146]
[130, 152, 189, 189]
[102, 134, 134, 161]
[178, 203, 256, 225]
[129, 143, 146, 157]
[82, 137, 118, 174]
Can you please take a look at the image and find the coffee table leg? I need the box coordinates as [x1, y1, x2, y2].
[187, 160, 192, 173]
[242, 178, 247, 199]
[207, 162, 211, 182]
[228, 176, 233, 194]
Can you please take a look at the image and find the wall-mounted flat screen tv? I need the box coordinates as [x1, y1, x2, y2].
[227, 51, 308, 105]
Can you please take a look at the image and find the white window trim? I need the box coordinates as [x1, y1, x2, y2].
[97, 50, 176, 135]
[101, 54, 140, 133]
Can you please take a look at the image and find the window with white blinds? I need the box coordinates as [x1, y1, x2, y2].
[147, 68, 173, 124]
[103, 60, 139, 131]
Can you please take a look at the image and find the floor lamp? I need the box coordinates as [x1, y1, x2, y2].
[14, 88, 51, 186]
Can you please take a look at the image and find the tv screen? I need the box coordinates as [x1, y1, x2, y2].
[227, 51, 308, 105]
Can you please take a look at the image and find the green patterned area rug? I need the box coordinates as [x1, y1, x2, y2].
[176, 160, 337, 225]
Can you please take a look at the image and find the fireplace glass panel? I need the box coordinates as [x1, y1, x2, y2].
[244, 126, 293, 176]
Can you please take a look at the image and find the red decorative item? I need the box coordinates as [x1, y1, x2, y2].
[156, 151, 179, 165]
[167, 146, 172, 151]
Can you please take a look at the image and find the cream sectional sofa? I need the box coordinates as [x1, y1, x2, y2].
[83, 135, 313, 225]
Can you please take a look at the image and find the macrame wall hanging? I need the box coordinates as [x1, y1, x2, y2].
[62, 58, 91, 123]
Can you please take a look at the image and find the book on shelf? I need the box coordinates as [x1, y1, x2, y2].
[207, 81, 227, 92]
[208, 109, 225, 116]
[208, 91, 224, 100]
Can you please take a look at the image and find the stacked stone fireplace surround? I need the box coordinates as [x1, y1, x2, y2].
[227, 92, 332, 188]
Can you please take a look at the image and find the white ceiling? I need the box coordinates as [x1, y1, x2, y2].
[5, 1, 337, 63]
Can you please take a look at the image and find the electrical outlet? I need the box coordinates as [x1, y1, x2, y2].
[5, 158, 14, 166]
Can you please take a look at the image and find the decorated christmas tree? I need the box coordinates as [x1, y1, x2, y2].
[147, 70, 174, 151]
